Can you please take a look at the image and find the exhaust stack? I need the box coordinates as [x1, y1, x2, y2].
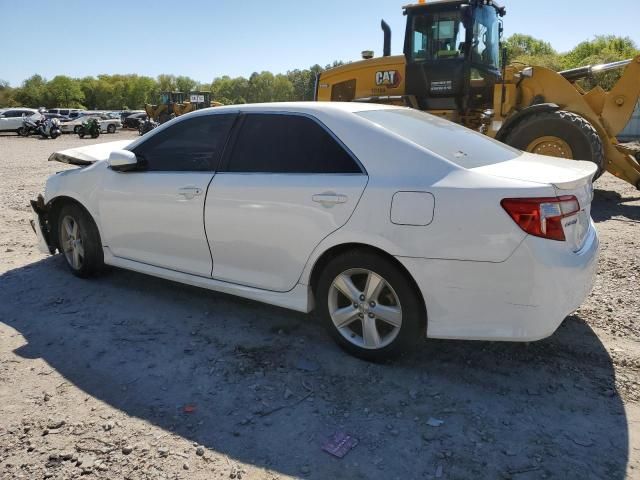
[381, 20, 391, 57]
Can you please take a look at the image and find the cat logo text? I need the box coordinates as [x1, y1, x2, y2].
[375, 70, 402, 88]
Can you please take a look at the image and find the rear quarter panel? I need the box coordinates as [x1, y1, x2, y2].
[300, 111, 556, 284]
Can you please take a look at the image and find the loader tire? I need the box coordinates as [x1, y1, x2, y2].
[504, 110, 605, 180]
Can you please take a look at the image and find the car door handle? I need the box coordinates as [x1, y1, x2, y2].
[178, 187, 203, 200]
[312, 193, 348, 207]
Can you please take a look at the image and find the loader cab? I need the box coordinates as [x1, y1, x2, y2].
[402, 0, 505, 112]
[159, 92, 186, 105]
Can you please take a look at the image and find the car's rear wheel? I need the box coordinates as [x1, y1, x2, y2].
[57, 204, 104, 278]
[316, 250, 425, 361]
[107, 124, 116, 134]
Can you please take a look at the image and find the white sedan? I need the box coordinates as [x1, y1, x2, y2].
[60, 114, 122, 134]
[30, 103, 599, 360]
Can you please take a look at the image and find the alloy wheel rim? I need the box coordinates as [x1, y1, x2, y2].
[60, 216, 84, 270]
[328, 268, 402, 350]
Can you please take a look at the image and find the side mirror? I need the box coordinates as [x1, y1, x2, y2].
[108, 150, 139, 172]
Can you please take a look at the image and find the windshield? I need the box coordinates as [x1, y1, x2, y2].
[356, 109, 520, 168]
[409, 6, 500, 70]
[410, 11, 466, 61]
[471, 6, 500, 69]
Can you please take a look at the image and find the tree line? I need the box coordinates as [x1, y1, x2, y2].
[0, 64, 338, 110]
[0, 35, 637, 110]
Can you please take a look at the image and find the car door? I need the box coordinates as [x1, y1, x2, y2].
[205, 112, 368, 292]
[97, 113, 237, 277]
[0, 110, 21, 131]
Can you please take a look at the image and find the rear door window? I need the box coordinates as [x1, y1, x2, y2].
[224, 113, 362, 174]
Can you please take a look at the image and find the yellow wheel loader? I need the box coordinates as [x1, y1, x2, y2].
[316, 0, 640, 189]
[145, 91, 221, 124]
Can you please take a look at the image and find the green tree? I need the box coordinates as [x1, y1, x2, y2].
[45, 76, 85, 108]
[272, 74, 294, 101]
[157, 74, 177, 92]
[176, 75, 198, 94]
[14, 74, 47, 107]
[0, 80, 17, 107]
[505, 34, 556, 62]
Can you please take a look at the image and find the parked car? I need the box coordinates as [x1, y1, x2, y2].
[119, 110, 144, 123]
[31, 103, 599, 360]
[0, 108, 41, 134]
[44, 113, 68, 121]
[48, 108, 84, 118]
[122, 112, 147, 129]
[60, 115, 122, 134]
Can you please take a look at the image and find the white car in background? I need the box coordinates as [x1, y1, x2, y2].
[0, 108, 41, 134]
[60, 114, 122, 134]
[30, 103, 599, 360]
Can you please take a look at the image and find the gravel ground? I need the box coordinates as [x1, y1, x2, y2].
[0, 131, 639, 480]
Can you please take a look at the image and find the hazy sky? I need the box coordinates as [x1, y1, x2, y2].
[1, 0, 638, 86]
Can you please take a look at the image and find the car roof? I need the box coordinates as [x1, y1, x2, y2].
[189, 101, 400, 117]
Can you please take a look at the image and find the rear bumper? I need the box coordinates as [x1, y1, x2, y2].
[397, 223, 599, 342]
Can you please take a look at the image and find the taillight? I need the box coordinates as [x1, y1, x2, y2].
[501, 196, 580, 241]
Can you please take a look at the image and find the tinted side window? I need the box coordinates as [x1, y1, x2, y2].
[133, 114, 235, 172]
[226, 114, 361, 174]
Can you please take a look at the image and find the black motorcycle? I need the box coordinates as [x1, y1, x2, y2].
[138, 118, 159, 136]
[78, 118, 101, 139]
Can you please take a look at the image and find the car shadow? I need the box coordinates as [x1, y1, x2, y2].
[0, 257, 628, 479]
[592, 188, 640, 223]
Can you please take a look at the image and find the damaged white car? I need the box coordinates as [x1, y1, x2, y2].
[31, 103, 599, 360]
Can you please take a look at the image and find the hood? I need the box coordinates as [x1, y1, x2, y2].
[48, 140, 134, 166]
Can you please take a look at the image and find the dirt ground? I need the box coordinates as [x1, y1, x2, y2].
[0, 130, 639, 480]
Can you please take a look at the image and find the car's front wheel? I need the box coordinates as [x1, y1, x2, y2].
[57, 204, 104, 278]
[107, 124, 116, 134]
[316, 250, 425, 361]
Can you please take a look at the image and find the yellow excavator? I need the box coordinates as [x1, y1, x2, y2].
[316, 0, 640, 189]
[145, 91, 222, 124]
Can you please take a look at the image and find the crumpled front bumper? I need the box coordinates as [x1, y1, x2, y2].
[29, 195, 55, 254]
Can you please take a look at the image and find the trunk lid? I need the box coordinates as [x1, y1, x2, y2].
[474, 152, 597, 252]
[49, 140, 134, 166]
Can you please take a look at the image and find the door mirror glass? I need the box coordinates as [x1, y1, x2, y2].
[108, 150, 139, 172]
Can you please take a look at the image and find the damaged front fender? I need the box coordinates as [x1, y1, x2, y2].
[30, 195, 56, 255]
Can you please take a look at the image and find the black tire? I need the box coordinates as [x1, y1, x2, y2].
[504, 110, 606, 180]
[56, 203, 104, 278]
[78, 132, 85, 139]
[74, 126, 81, 134]
[107, 124, 116, 134]
[17, 127, 27, 137]
[91, 132, 100, 139]
[316, 249, 425, 362]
